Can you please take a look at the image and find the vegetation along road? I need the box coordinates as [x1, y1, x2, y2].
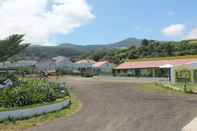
[27, 76, 197, 131]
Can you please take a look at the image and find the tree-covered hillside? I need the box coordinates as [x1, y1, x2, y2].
[16, 37, 143, 60]
[12, 38, 197, 64]
[75, 39, 197, 64]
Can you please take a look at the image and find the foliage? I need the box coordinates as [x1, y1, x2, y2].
[0, 97, 80, 131]
[9, 38, 197, 63]
[175, 67, 193, 92]
[77, 39, 197, 64]
[11, 38, 142, 61]
[160, 82, 195, 94]
[0, 79, 69, 108]
[16, 67, 35, 76]
[135, 83, 185, 95]
[0, 35, 29, 62]
[0, 73, 19, 86]
[18, 45, 83, 60]
[56, 68, 72, 75]
[175, 68, 192, 82]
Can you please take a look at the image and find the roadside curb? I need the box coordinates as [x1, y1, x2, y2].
[182, 117, 197, 131]
[0, 100, 70, 122]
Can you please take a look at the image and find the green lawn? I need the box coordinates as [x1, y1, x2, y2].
[135, 83, 187, 95]
[0, 96, 81, 131]
[171, 83, 197, 92]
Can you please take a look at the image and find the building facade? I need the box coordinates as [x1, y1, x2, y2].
[115, 59, 197, 83]
[93, 61, 113, 75]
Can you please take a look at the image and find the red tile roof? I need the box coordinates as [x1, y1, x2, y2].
[93, 61, 109, 68]
[116, 59, 197, 69]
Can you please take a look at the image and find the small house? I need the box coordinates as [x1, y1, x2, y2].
[36, 56, 75, 74]
[115, 58, 197, 83]
[36, 59, 56, 73]
[93, 61, 113, 75]
[0, 60, 37, 75]
[75, 59, 96, 76]
[52, 56, 75, 71]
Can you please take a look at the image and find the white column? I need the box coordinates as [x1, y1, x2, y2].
[170, 68, 176, 83]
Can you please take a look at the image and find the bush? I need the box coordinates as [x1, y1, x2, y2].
[0, 79, 69, 108]
[16, 67, 34, 76]
[0, 73, 19, 86]
[175, 68, 192, 82]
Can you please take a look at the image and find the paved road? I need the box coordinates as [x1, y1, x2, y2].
[28, 77, 197, 131]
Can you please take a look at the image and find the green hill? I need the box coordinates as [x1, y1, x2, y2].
[15, 38, 197, 63]
[18, 37, 143, 60]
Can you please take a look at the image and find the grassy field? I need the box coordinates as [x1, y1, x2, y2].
[0, 96, 81, 131]
[171, 83, 197, 92]
[135, 83, 187, 95]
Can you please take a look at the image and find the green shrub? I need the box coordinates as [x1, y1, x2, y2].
[0, 73, 19, 86]
[175, 69, 192, 82]
[16, 67, 34, 76]
[0, 79, 69, 108]
[56, 68, 74, 76]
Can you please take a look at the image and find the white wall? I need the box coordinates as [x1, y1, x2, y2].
[0, 100, 70, 121]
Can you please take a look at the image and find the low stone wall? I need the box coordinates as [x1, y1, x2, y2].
[0, 100, 70, 121]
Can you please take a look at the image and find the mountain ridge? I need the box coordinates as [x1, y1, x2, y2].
[20, 37, 144, 59]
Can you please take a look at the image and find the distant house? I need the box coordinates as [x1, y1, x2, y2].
[12, 60, 37, 68]
[0, 60, 37, 69]
[36, 59, 56, 72]
[52, 56, 75, 70]
[75, 59, 96, 75]
[93, 61, 113, 75]
[36, 56, 75, 73]
[0, 60, 37, 74]
[0, 61, 17, 74]
[75, 59, 96, 69]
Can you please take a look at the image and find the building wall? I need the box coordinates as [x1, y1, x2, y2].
[99, 63, 113, 72]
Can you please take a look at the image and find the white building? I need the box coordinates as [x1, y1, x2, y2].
[52, 56, 75, 70]
[36, 56, 75, 72]
[36, 59, 56, 72]
[0, 60, 37, 69]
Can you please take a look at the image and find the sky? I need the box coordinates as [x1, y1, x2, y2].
[0, 0, 197, 45]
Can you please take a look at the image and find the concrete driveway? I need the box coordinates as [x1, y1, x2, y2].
[28, 76, 197, 131]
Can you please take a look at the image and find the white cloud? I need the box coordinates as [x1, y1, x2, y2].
[0, 0, 94, 45]
[185, 28, 197, 40]
[162, 24, 185, 37]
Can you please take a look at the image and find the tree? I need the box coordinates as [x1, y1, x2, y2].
[141, 39, 149, 46]
[0, 34, 29, 62]
[76, 39, 197, 64]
